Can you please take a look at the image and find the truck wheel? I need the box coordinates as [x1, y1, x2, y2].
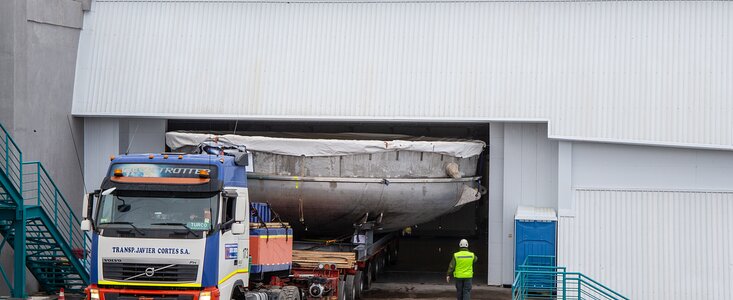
[245, 292, 268, 300]
[344, 275, 356, 300]
[378, 255, 386, 274]
[388, 246, 398, 265]
[232, 286, 246, 300]
[281, 286, 301, 300]
[354, 271, 363, 299]
[364, 262, 373, 290]
[338, 275, 347, 300]
[266, 288, 284, 300]
[372, 259, 380, 281]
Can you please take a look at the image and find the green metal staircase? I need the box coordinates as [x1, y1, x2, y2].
[512, 256, 628, 300]
[0, 123, 90, 297]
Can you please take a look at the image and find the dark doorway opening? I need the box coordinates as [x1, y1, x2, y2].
[167, 119, 490, 282]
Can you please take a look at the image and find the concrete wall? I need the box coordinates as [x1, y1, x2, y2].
[0, 0, 19, 130]
[488, 122, 558, 285]
[0, 0, 85, 295]
[0, 0, 86, 211]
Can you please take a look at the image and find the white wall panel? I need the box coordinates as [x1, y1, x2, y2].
[501, 123, 558, 284]
[487, 123, 504, 285]
[573, 142, 733, 192]
[73, 0, 733, 149]
[558, 190, 733, 300]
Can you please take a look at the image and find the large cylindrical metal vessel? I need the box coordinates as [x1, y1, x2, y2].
[166, 132, 485, 236]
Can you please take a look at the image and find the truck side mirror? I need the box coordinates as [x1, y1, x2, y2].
[81, 192, 97, 231]
[81, 220, 92, 231]
[231, 223, 245, 235]
[234, 193, 247, 222]
[82, 193, 91, 219]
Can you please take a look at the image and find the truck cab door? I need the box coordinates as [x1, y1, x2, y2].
[218, 188, 250, 297]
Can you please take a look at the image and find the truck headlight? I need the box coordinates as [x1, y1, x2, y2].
[89, 288, 100, 300]
[199, 291, 211, 300]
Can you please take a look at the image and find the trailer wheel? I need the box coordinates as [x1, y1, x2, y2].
[363, 262, 373, 290]
[385, 249, 393, 266]
[281, 286, 300, 300]
[377, 255, 386, 274]
[338, 275, 346, 300]
[388, 246, 398, 265]
[344, 275, 356, 300]
[353, 271, 363, 299]
[372, 258, 381, 281]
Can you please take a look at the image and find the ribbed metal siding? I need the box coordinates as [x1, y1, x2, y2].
[73, 1, 733, 148]
[558, 189, 733, 300]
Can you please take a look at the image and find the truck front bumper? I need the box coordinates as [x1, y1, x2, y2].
[86, 285, 219, 300]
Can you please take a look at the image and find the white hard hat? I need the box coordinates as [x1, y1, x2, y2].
[459, 239, 469, 248]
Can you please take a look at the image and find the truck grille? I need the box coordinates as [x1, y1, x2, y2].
[102, 263, 198, 282]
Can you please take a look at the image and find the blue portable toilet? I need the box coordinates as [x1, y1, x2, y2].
[514, 206, 557, 275]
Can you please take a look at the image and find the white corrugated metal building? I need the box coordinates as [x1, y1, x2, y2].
[73, 0, 733, 298]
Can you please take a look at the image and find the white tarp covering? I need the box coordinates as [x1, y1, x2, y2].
[166, 132, 485, 158]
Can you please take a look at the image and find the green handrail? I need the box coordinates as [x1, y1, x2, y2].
[513, 269, 628, 300]
[22, 161, 91, 272]
[0, 123, 23, 201]
[513, 255, 627, 300]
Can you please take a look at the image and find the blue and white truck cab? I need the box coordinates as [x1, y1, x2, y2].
[80, 153, 252, 300]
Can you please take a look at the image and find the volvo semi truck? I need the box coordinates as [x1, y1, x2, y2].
[79, 151, 400, 300]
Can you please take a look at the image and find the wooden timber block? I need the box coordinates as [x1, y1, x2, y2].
[292, 250, 356, 269]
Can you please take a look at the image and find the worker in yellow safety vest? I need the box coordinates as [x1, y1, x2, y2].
[446, 239, 477, 300]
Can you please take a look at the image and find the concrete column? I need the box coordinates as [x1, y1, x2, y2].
[487, 123, 504, 285]
[557, 141, 573, 217]
[83, 118, 119, 191]
[500, 123, 559, 285]
[501, 123, 522, 285]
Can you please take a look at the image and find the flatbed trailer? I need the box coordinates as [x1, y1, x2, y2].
[243, 225, 399, 299]
[291, 230, 399, 299]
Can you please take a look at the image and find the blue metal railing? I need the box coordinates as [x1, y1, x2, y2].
[512, 256, 628, 300]
[0, 124, 22, 203]
[22, 161, 91, 272]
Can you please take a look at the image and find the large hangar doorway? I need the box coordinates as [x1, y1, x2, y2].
[167, 120, 491, 282]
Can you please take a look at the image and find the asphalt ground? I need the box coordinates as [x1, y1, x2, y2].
[361, 272, 511, 300]
[360, 236, 511, 300]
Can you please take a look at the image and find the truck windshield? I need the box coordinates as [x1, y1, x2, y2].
[96, 191, 218, 238]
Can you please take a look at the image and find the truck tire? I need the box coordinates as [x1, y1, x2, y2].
[388, 246, 398, 265]
[344, 275, 356, 300]
[385, 249, 393, 266]
[245, 292, 268, 300]
[372, 258, 380, 281]
[281, 286, 301, 300]
[354, 271, 363, 299]
[338, 275, 347, 300]
[377, 255, 386, 274]
[232, 286, 246, 300]
[363, 262, 373, 290]
[265, 288, 284, 300]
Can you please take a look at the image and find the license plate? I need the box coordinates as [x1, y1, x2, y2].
[139, 297, 154, 300]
